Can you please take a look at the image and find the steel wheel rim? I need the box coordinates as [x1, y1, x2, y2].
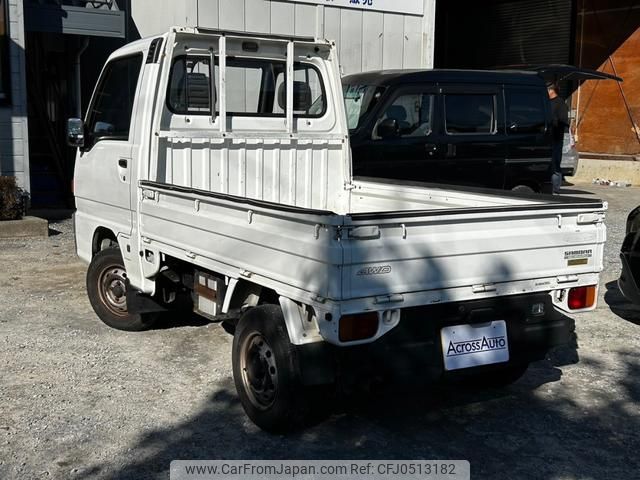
[239, 332, 278, 410]
[98, 263, 128, 317]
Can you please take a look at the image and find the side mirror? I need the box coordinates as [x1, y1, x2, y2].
[377, 118, 399, 139]
[67, 118, 85, 148]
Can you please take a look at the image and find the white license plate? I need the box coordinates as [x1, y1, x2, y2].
[440, 321, 509, 371]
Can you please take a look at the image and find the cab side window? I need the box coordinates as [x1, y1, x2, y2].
[87, 54, 143, 141]
[506, 90, 546, 134]
[375, 94, 433, 139]
[445, 94, 496, 134]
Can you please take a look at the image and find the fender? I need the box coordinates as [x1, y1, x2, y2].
[278, 297, 324, 346]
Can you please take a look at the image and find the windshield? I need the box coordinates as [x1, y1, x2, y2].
[343, 84, 385, 130]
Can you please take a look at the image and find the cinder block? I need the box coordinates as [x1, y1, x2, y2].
[0, 217, 49, 239]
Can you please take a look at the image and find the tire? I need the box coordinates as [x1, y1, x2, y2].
[467, 362, 530, 389]
[232, 305, 330, 433]
[86, 247, 158, 332]
[511, 185, 536, 194]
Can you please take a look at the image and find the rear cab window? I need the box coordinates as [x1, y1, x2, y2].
[167, 56, 326, 118]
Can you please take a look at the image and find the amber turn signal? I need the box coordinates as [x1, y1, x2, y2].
[339, 312, 379, 342]
[568, 285, 597, 310]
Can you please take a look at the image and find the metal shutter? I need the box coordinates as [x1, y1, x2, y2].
[436, 0, 574, 69]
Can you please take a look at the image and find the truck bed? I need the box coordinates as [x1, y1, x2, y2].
[138, 177, 606, 315]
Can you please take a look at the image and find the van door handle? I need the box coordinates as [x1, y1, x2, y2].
[118, 159, 128, 168]
[446, 144, 457, 157]
[425, 143, 438, 156]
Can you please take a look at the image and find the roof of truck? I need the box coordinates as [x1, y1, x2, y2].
[342, 69, 546, 87]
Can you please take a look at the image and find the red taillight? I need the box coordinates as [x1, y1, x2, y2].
[568, 286, 597, 310]
[339, 312, 379, 342]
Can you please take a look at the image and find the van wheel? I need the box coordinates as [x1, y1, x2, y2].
[232, 305, 330, 432]
[511, 185, 536, 194]
[86, 247, 158, 331]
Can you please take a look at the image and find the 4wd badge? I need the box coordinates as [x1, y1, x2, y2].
[357, 265, 392, 276]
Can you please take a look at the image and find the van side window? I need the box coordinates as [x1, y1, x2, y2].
[445, 94, 496, 134]
[376, 94, 433, 138]
[87, 54, 143, 141]
[168, 56, 326, 118]
[506, 91, 546, 134]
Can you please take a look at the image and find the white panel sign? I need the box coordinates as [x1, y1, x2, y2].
[283, 0, 424, 16]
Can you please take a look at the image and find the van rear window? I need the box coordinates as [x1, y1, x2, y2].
[506, 90, 546, 134]
[445, 94, 496, 135]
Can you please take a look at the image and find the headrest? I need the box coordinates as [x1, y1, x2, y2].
[277, 81, 312, 112]
[386, 105, 408, 122]
[186, 73, 210, 109]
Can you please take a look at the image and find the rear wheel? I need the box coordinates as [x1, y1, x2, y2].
[86, 247, 158, 331]
[232, 305, 331, 432]
[511, 184, 536, 194]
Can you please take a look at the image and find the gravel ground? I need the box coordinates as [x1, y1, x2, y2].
[1, 184, 639, 480]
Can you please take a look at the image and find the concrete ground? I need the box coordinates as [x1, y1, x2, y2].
[1, 184, 639, 480]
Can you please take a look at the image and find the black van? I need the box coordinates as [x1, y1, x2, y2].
[343, 69, 557, 193]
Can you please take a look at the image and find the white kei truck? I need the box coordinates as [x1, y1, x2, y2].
[68, 27, 606, 432]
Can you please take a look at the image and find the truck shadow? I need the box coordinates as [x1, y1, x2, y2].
[558, 187, 595, 195]
[76, 346, 639, 480]
[153, 311, 212, 330]
[603, 280, 640, 326]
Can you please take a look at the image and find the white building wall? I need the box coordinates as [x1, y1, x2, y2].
[0, 0, 29, 192]
[131, 0, 436, 75]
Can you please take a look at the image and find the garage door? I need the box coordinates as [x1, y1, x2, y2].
[435, 0, 574, 68]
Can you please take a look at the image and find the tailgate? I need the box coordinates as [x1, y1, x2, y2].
[341, 204, 606, 302]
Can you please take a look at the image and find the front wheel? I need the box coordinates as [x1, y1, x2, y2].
[86, 247, 158, 331]
[232, 305, 331, 432]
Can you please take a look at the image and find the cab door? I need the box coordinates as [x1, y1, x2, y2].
[351, 86, 440, 183]
[74, 53, 144, 237]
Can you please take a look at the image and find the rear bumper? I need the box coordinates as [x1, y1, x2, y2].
[299, 292, 575, 387]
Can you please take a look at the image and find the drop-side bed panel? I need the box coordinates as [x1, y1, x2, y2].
[138, 181, 345, 301]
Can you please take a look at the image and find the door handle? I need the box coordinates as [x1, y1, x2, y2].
[446, 144, 457, 157]
[118, 159, 128, 168]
